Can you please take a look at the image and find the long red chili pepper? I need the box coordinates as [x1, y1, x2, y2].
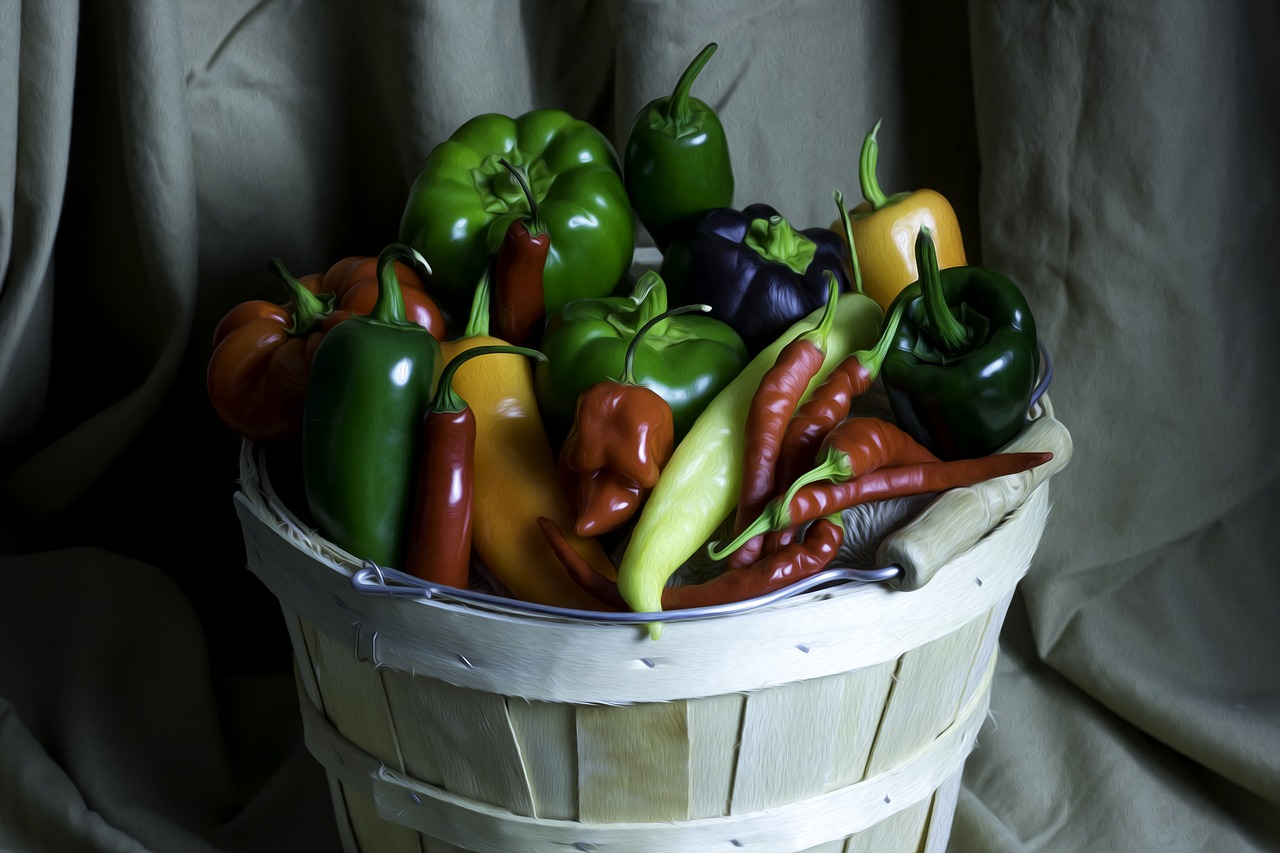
[711, 451, 1054, 559]
[538, 516, 844, 611]
[493, 158, 549, 349]
[730, 272, 842, 569]
[404, 344, 547, 586]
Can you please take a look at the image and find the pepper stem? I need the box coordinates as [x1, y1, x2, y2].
[372, 243, 432, 327]
[431, 345, 547, 414]
[916, 226, 970, 353]
[666, 43, 717, 127]
[852, 300, 907, 378]
[708, 445, 854, 560]
[621, 303, 711, 386]
[833, 190, 865, 295]
[859, 119, 889, 210]
[464, 262, 495, 338]
[745, 214, 817, 275]
[268, 258, 334, 335]
[498, 158, 545, 238]
[630, 270, 670, 330]
[801, 272, 840, 351]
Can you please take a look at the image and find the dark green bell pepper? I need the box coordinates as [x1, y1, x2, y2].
[399, 109, 635, 319]
[535, 271, 749, 442]
[302, 243, 442, 567]
[882, 227, 1039, 460]
[623, 42, 735, 252]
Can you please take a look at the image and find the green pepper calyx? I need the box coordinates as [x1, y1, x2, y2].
[471, 154, 554, 216]
[745, 214, 817, 275]
[370, 244, 432, 329]
[269, 258, 335, 335]
[648, 42, 718, 139]
[620, 303, 712, 386]
[915, 227, 971, 354]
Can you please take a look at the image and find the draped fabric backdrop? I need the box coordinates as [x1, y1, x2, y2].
[2, 1, 1278, 851]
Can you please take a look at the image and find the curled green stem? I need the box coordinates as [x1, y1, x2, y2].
[621, 303, 711, 386]
[269, 258, 334, 335]
[432, 345, 547, 413]
[859, 118, 888, 210]
[916, 226, 969, 353]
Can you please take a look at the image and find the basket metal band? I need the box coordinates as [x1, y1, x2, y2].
[298, 654, 997, 852]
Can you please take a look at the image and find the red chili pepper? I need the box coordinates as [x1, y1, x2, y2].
[493, 158, 550, 349]
[559, 305, 709, 537]
[404, 345, 547, 587]
[730, 272, 842, 569]
[538, 515, 844, 611]
[712, 451, 1054, 559]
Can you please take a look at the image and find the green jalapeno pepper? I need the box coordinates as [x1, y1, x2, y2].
[623, 42, 735, 252]
[881, 227, 1039, 460]
[301, 244, 443, 568]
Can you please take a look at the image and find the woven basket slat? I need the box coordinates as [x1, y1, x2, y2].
[305, 624, 405, 772]
[323, 762, 362, 853]
[576, 701, 692, 822]
[382, 671, 536, 816]
[506, 700, 577, 820]
[730, 674, 852, 814]
[796, 838, 847, 852]
[828, 660, 897, 788]
[921, 769, 963, 853]
[864, 615, 988, 777]
[688, 693, 744, 818]
[846, 796, 931, 853]
[962, 590, 1015, 713]
[281, 604, 325, 715]
[341, 786, 423, 853]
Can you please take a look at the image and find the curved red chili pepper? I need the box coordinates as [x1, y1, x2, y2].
[712, 451, 1054, 558]
[538, 516, 844, 611]
[730, 273, 841, 569]
[404, 344, 547, 587]
[493, 159, 550, 349]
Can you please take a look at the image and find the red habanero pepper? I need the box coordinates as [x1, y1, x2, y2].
[538, 516, 844, 611]
[730, 273, 841, 569]
[560, 304, 711, 537]
[711, 451, 1054, 559]
[493, 158, 550, 349]
[404, 344, 546, 587]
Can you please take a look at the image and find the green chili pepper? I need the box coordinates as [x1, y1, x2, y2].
[534, 270, 749, 443]
[623, 43, 735, 252]
[301, 243, 443, 568]
[399, 109, 634, 319]
[881, 226, 1039, 460]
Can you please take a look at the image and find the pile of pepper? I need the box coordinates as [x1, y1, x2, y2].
[207, 44, 1053, 628]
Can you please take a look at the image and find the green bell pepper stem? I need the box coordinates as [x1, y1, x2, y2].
[745, 214, 817, 275]
[666, 42, 717, 128]
[432, 345, 547, 413]
[630, 270, 670, 330]
[498, 158, 546, 238]
[833, 189, 865, 295]
[916, 226, 970, 353]
[707, 443, 854, 561]
[620, 303, 711, 386]
[464, 263, 495, 338]
[269, 258, 334, 335]
[801, 271, 841, 350]
[371, 243, 432, 327]
[859, 118, 889, 211]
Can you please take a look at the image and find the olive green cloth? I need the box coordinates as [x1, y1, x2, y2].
[2, 1, 1277, 851]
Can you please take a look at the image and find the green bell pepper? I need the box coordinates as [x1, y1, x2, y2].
[623, 42, 735, 252]
[881, 226, 1039, 460]
[535, 271, 749, 442]
[302, 243, 443, 568]
[399, 109, 634, 319]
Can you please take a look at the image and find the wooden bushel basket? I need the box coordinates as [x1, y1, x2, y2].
[234, 384, 1070, 853]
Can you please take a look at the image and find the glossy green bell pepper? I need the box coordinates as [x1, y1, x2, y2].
[535, 271, 749, 442]
[882, 227, 1039, 460]
[623, 42, 734, 252]
[302, 244, 443, 568]
[399, 109, 635, 319]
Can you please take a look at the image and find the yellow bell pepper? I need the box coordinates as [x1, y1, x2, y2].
[831, 120, 968, 310]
